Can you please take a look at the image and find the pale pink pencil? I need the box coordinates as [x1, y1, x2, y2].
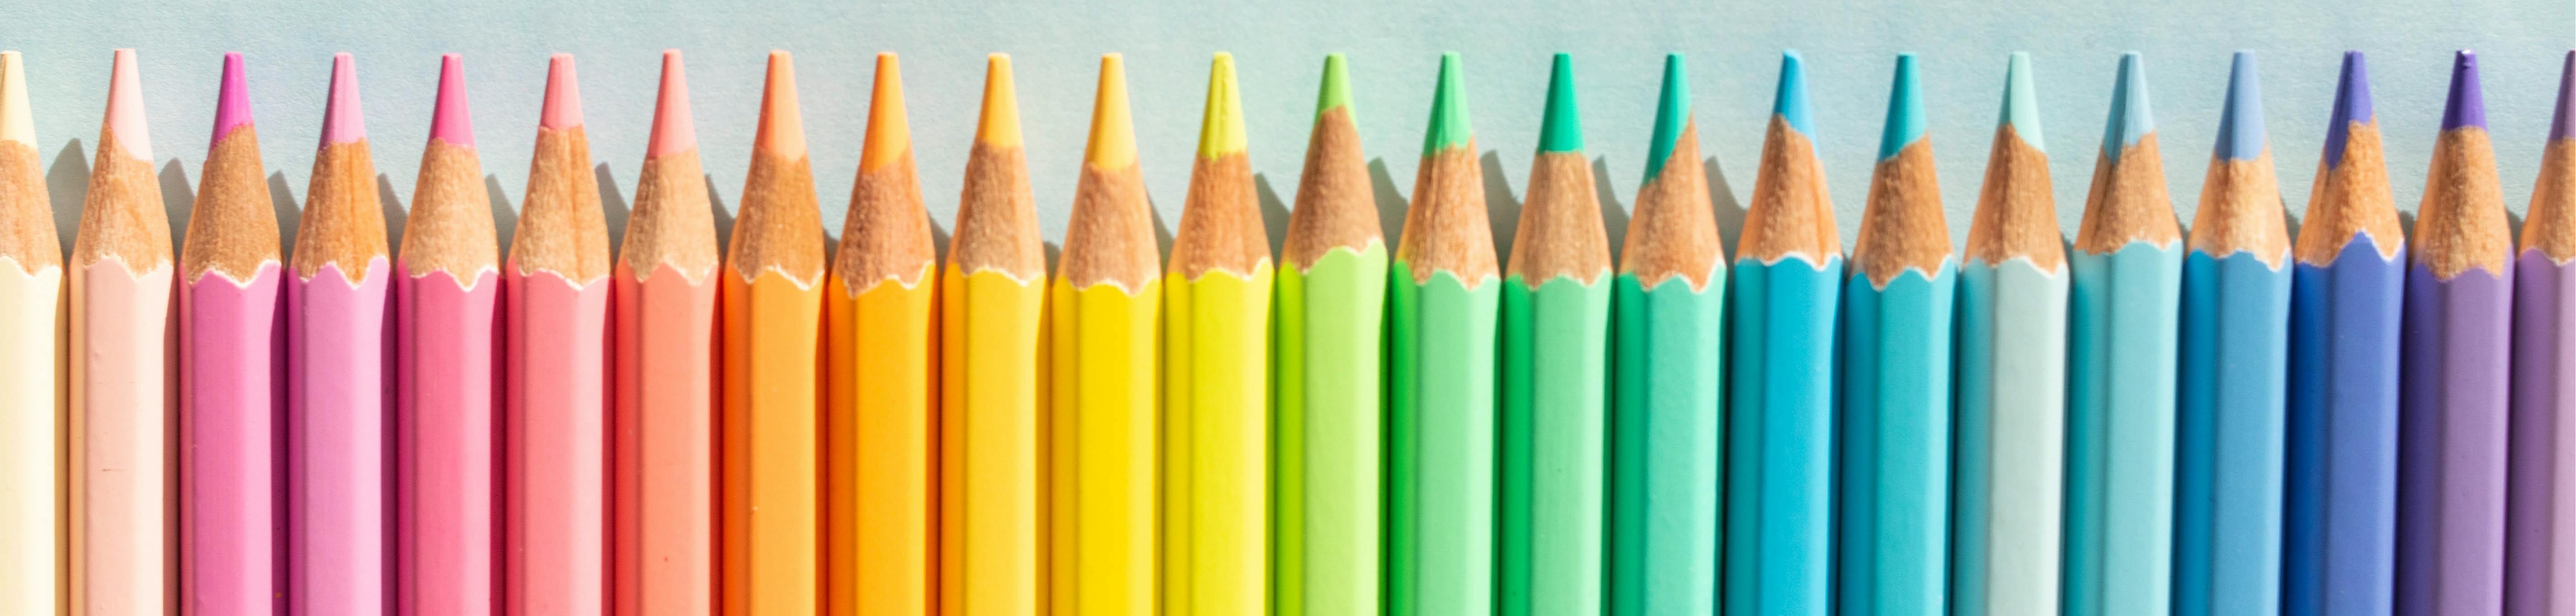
[612, 49, 719, 616]
[394, 53, 499, 616]
[287, 52, 392, 615]
[70, 47, 174, 616]
[179, 52, 282, 615]
[506, 53, 611, 614]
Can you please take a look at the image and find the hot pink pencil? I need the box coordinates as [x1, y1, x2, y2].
[506, 53, 611, 614]
[287, 52, 393, 615]
[394, 54, 499, 615]
[179, 52, 281, 615]
[611, 50, 719, 616]
[70, 47, 174, 616]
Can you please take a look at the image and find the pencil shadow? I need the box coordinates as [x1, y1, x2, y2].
[1706, 156, 1746, 261]
[1367, 158, 1408, 246]
[1480, 151, 1522, 262]
[1042, 241, 1063, 279]
[704, 175, 735, 256]
[928, 218, 952, 265]
[377, 175, 409, 254]
[44, 141, 88, 257]
[268, 172, 301, 251]
[2397, 210, 2416, 240]
[485, 176, 517, 256]
[1148, 193, 1174, 261]
[1592, 157, 1629, 262]
[1253, 173, 1291, 256]
[160, 161, 195, 256]
[596, 163, 630, 263]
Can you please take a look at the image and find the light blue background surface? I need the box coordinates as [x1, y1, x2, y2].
[11, 0, 2572, 258]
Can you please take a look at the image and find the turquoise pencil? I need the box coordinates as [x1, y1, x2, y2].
[2063, 51, 2185, 616]
[1837, 52, 1954, 616]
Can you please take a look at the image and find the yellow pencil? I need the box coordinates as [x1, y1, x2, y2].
[941, 53, 1046, 616]
[1162, 52, 1272, 616]
[1050, 53, 1162, 616]
[723, 50, 825, 616]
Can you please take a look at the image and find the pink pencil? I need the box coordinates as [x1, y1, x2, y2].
[70, 47, 174, 616]
[179, 52, 281, 615]
[394, 54, 499, 615]
[505, 53, 611, 614]
[611, 50, 719, 615]
[287, 52, 393, 615]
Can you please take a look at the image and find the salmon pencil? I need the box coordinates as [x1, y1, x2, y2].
[288, 52, 392, 616]
[1048, 53, 1161, 616]
[394, 54, 498, 616]
[939, 53, 1044, 616]
[611, 50, 720, 616]
[723, 50, 827, 616]
[505, 53, 611, 615]
[824, 51, 937, 616]
[2505, 49, 2576, 616]
[70, 48, 172, 616]
[180, 52, 280, 615]
[0, 50, 57, 616]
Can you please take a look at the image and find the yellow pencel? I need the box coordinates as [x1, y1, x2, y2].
[939, 266, 1044, 615]
[1048, 279, 1159, 616]
[1162, 267, 1272, 614]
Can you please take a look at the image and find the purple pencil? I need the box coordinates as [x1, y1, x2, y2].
[2506, 49, 2576, 616]
[2397, 50, 2514, 616]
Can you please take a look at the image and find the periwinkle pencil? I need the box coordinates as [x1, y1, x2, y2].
[288, 52, 392, 615]
[1498, 52, 1612, 616]
[0, 50, 57, 615]
[723, 50, 827, 615]
[1951, 51, 2068, 616]
[394, 54, 498, 616]
[70, 48, 171, 616]
[180, 52, 279, 615]
[2175, 52, 2292, 616]
[611, 49, 719, 616]
[504, 53, 611, 615]
[1048, 52, 1161, 616]
[2062, 52, 2183, 616]
[825, 51, 937, 616]
[1607, 53, 1722, 616]
[2397, 50, 2514, 616]
[1388, 52, 1500, 616]
[2505, 50, 2576, 616]
[939, 52, 1044, 616]
[1275, 52, 1387, 616]
[2284, 51, 2402, 616]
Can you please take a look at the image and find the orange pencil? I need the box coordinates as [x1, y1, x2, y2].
[612, 50, 721, 616]
[723, 50, 826, 616]
[939, 53, 1047, 616]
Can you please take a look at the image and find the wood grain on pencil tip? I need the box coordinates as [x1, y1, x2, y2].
[514, 53, 611, 283]
[2074, 52, 2181, 255]
[1283, 53, 1380, 271]
[621, 49, 718, 283]
[950, 53, 1045, 281]
[1740, 51, 1838, 264]
[835, 52, 936, 291]
[1061, 53, 1158, 292]
[1170, 52, 1269, 280]
[1397, 52, 1499, 284]
[296, 52, 388, 280]
[729, 50, 824, 285]
[0, 51, 49, 272]
[1620, 54, 1719, 290]
[403, 53, 499, 278]
[2297, 51, 2402, 265]
[1964, 53, 2061, 270]
[183, 52, 279, 283]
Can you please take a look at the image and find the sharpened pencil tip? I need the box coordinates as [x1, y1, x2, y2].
[429, 54, 472, 148]
[2213, 51, 2266, 161]
[1316, 53, 1354, 120]
[1773, 50, 1814, 136]
[1423, 52, 1472, 156]
[2551, 50, 2575, 142]
[2443, 50, 2487, 131]
[2101, 52, 2154, 162]
[1084, 53, 1136, 168]
[1878, 53, 1925, 160]
[320, 52, 364, 147]
[540, 54, 582, 130]
[1644, 53, 1690, 181]
[106, 48, 151, 160]
[2325, 51, 2374, 165]
[1197, 52, 1247, 158]
[0, 52, 29, 148]
[755, 51, 805, 159]
[646, 50, 694, 157]
[861, 52, 910, 173]
[1998, 52, 2042, 151]
[212, 52, 253, 147]
[976, 53, 1022, 149]
[1538, 52, 1583, 153]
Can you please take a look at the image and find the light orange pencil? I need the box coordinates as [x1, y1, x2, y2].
[69, 48, 173, 616]
[723, 50, 826, 616]
[506, 53, 612, 615]
[940, 53, 1047, 616]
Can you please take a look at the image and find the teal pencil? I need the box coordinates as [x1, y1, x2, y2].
[1608, 53, 1724, 616]
[2063, 52, 2186, 616]
[1952, 52, 2071, 616]
[1837, 52, 1954, 616]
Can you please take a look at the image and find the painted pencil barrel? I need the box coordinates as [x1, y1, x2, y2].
[1838, 264, 1953, 616]
[824, 275, 935, 615]
[1724, 257, 1838, 616]
[71, 262, 172, 614]
[288, 260, 391, 614]
[1607, 271, 1721, 616]
[938, 267, 1042, 615]
[610, 263, 717, 615]
[1952, 258, 2067, 616]
[2398, 264, 2512, 616]
[1498, 275, 1610, 616]
[2175, 251, 2292, 616]
[2284, 238, 2402, 616]
[1164, 267, 1272, 615]
[2063, 242, 2182, 616]
[2508, 252, 2575, 616]
[1047, 280, 1159, 616]
[1388, 270, 1498, 616]
[396, 267, 497, 615]
[1276, 245, 1388, 616]
[181, 266, 280, 613]
[721, 270, 824, 614]
[504, 270, 609, 614]
[0, 264, 57, 614]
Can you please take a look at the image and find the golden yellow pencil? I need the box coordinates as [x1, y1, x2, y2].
[723, 50, 825, 616]
[941, 53, 1046, 616]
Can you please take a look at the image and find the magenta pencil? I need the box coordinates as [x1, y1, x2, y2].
[179, 52, 281, 615]
[504, 54, 611, 614]
[393, 54, 499, 615]
[287, 52, 394, 615]
[2506, 50, 2576, 616]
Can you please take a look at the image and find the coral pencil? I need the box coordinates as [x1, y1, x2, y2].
[1607, 53, 1722, 616]
[181, 52, 280, 616]
[1387, 52, 1499, 616]
[1274, 52, 1386, 616]
[0, 49, 59, 616]
[1950, 52, 2067, 616]
[288, 52, 393, 616]
[1726, 50, 1841, 616]
[723, 51, 827, 616]
[2505, 50, 2576, 616]
[394, 54, 498, 616]
[939, 52, 1044, 616]
[824, 51, 937, 616]
[2062, 52, 2183, 616]
[70, 48, 173, 616]
[611, 50, 720, 616]
[2284, 51, 2402, 616]
[506, 53, 611, 616]
[2397, 51, 2514, 616]
[1047, 53, 1160, 616]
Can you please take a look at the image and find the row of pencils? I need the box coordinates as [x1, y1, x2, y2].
[0, 43, 2568, 616]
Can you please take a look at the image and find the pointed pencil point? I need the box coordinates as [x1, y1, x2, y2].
[2325, 51, 2374, 165]
[0, 52, 28, 148]
[1315, 53, 1354, 120]
[1998, 52, 2043, 151]
[2213, 51, 2266, 161]
[1083, 53, 1135, 168]
[1535, 52, 1584, 153]
[1772, 50, 1814, 136]
[755, 51, 805, 159]
[646, 50, 694, 157]
[1644, 53, 1690, 181]
[2101, 52, 2155, 162]
[428, 54, 473, 148]
[975, 53, 1022, 148]
[320, 52, 365, 147]
[861, 52, 910, 172]
[212, 52, 253, 146]
[105, 48, 151, 160]
[2550, 51, 2574, 142]
[1877, 53, 1925, 159]
[1422, 52, 1472, 156]
[541, 53, 582, 129]
[2443, 50, 2487, 131]
[1197, 52, 1247, 158]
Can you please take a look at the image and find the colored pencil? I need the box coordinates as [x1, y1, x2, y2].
[1048, 53, 1161, 616]
[1388, 52, 1500, 616]
[70, 47, 171, 616]
[940, 52, 1045, 616]
[505, 53, 611, 615]
[1163, 52, 1272, 616]
[824, 51, 937, 616]
[2397, 50, 2514, 616]
[2505, 49, 2576, 616]
[1496, 51, 1611, 616]
[0, 49, 57, 616]
[2062, 52, 2184, 616]
[1952, 50, 2068, 616]
[1607, 52, 1722, 616]
[288, 52, 392, 615]
[2175, 52, 2292, 616]
[1274, 52, 1386, 616]
[723, 50, 827, 616]
[180, 52, 280, 615]
[1725, 50, 1840, 616]
[611, 49, 720, 616]
[2284, 51, 2402, 616]
[394, 54, 498, 616]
